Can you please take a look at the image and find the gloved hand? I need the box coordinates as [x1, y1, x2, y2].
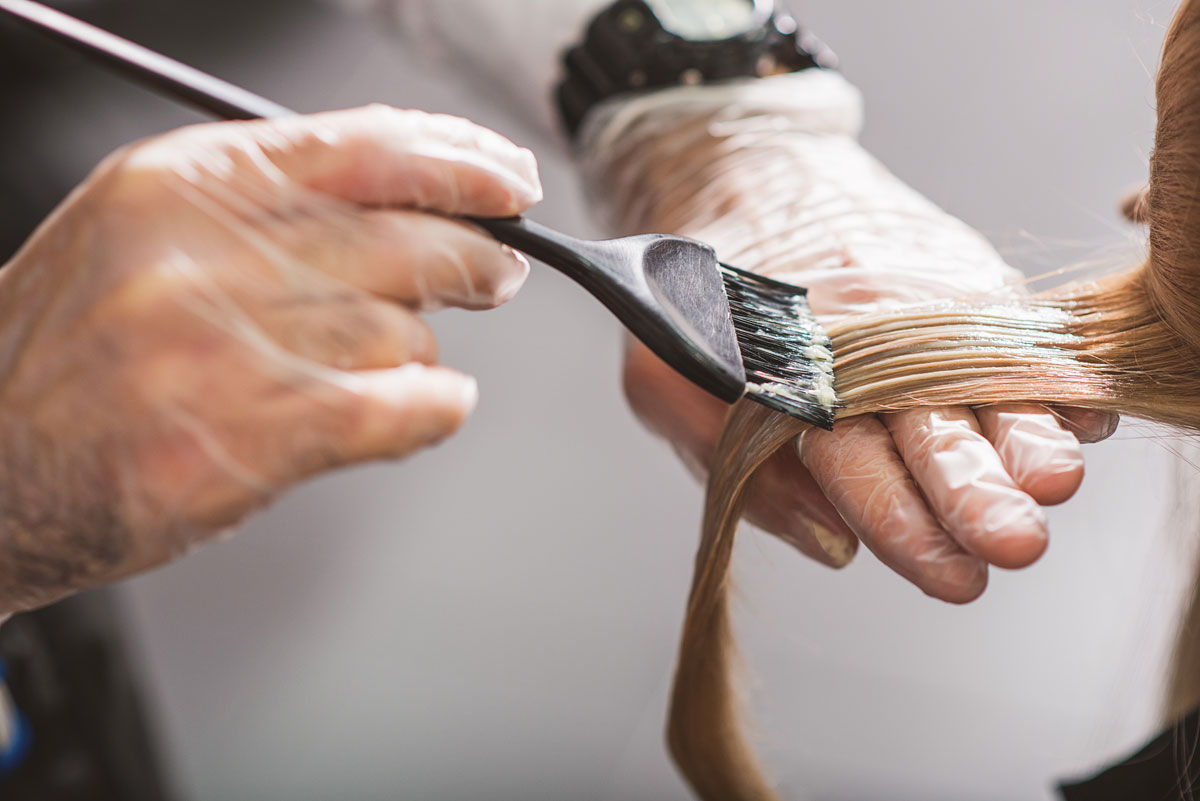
[592, 71, 1117, 603]
[0, 105, 541, 614]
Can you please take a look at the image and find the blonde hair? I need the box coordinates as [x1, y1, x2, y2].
[588, 1, 1200, 798]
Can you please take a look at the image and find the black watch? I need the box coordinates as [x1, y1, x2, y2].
[556, 0, 836, 139]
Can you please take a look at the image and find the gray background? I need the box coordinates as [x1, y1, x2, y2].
[7, 1, 1192, 799]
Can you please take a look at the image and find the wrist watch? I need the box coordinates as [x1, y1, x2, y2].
[557, 0, 837, 138]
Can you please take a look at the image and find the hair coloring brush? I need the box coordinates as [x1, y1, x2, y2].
[0, 0, 836, 429]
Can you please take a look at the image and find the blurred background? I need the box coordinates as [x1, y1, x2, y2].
[0, 1, 1191, 799]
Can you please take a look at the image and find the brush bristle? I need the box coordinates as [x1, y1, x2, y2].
[720, 264, 836, 429]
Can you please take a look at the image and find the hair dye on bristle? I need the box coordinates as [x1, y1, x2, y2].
[720, 263, 836, 429]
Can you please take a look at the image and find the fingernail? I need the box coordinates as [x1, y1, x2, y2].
[459, 375, 479, 415]
[494, 247, 529, 305]
[812, 523, 855, 568]
[513, 147, 543, 205]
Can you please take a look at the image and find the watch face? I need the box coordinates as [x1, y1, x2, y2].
[643, 0, 770, 41]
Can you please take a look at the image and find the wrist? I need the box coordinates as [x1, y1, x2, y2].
[581, 68, 863, 152]
[576, 69, 863, 236]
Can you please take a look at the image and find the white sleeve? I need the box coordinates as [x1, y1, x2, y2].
[337, 0, 610, 138]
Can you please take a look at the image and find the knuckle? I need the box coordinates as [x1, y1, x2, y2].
[284, 414, 353, 475]
[422, 110, 484, 140]
[284, 294, 390, 366]
[100, 267, 184, 320]
[91, 141, 175, 206]
[360, 101, 396, 117]
[352, 103, 412, 137]
[362, 102, 407, 122]
[93, 126, 236, 207]
[96, 275, 232, 403]
[107, 123, 270, 204]
[354, 105, 434, 144]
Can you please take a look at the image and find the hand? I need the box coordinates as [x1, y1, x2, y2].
[613, 82, 1116, 602]
[0, 105, 541, 613]
[627, 311, 1116, 604]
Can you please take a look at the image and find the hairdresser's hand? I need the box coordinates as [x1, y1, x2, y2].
[622, 126, 1116, 604]
[0, 105, 541, 614]
[627, 321, 1116, 604]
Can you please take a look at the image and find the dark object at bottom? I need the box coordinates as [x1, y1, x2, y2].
[1059, 705, 1200, 801]
[0, 590, 175, 801]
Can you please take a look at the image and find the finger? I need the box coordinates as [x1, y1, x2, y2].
[340, 363, 479, 462]
[974, 403, 1085, 506]
[624, 341, 857, 567]
[286, 210, 530, 310]
[1052, 406, 1119, 444]
[798, 416, 989, 603]
[160, 363, 476, 532]
[622, 339, 729, 477]
[742, 441, 859, 568]
[283, 363, 479, 482]
[257, 292, 438, 369]
[255, 106, 542, 215]
[884, 407, 1049, 570]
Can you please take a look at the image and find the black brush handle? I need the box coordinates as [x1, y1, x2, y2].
[0, 0, 291, 120]
[469, 217, 592, 272]
[0, 1, 595, 281]
[468, 216, 641, 301]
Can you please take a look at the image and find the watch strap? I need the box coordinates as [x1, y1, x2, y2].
[556, 0, 835, 138]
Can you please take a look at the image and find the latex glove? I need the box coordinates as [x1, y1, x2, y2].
[0, 105, 541, 614]
[601, 72, 1117, 603]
